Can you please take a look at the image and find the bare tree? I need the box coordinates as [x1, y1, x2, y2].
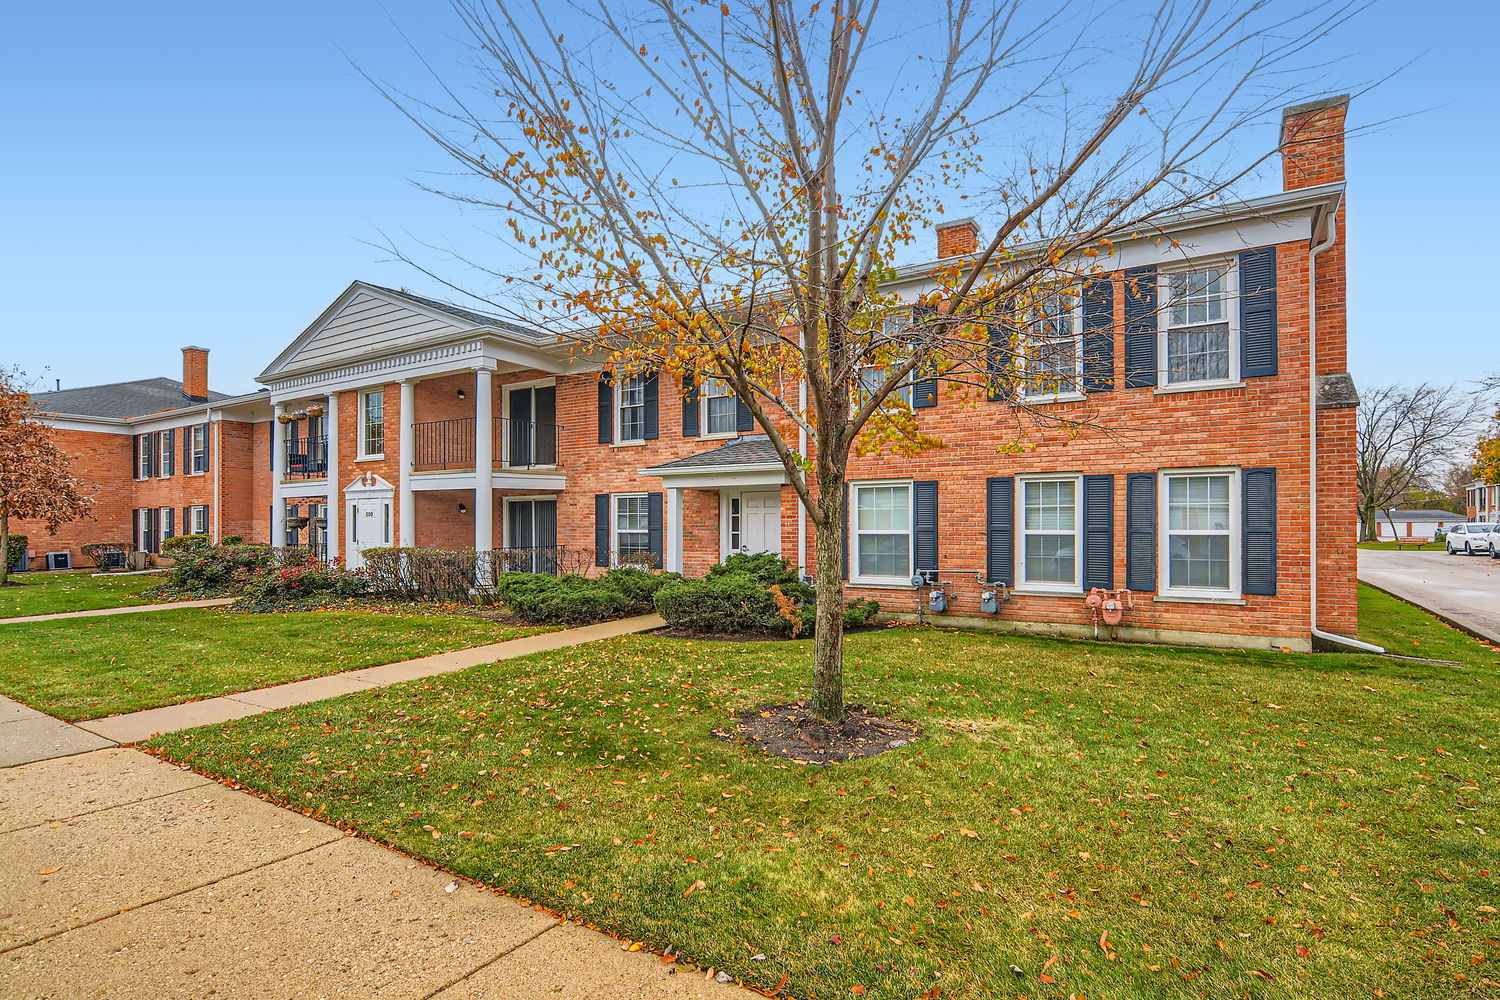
[1357, 382, 1482, 540]
[373, 0, 1368, 720]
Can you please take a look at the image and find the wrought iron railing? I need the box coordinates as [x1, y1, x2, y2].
[413, 417, 476, 471]
[284, 436, 327, 479]
[496, 417, 562, 468]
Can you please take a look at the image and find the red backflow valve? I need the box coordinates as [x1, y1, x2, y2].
[1085, 588, 1134, 635]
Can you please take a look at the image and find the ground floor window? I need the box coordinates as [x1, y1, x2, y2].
[1019, 476, 1080, 590]
[852, 481, 912, 583]
[614, 493, 650, 561]
[1161, 470, 1237, 596]
[158, 507, 175, 545]
[189, 505, 209, 535]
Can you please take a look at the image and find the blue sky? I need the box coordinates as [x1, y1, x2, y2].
[2, 1, 1492, 397]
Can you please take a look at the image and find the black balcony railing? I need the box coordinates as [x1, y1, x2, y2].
[284, 435, 327, 479]
[497, 417, 561, 468]
[413, 417, 476, 471]
[412, 416, 563, 472]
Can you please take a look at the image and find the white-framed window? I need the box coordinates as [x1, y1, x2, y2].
[856, 368, 915, 411]
[617, 374, 647, 442]
[190, 505, 209, 535]
[1161, 263, 1237, 386]
[613, 493, 650, 561]
[135, 508, 153, 552]
[135, 434, 151, 479]
[1018, 475, 1081, 591]
[158, 506, 175, 543]
[359, 389, 385, 458]
[1021, 292, 1082, 398]
[701, 377, 737, 436]
[157, 429, 175, 478]
[1160, 469, 1240, 598]
[284, 503, 302, 546]
[851, 481, 913, 583]
[188, 424, 209, 474]
[726, 495, 742, 552]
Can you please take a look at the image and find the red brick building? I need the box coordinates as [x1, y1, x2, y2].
[22, 97, 1359, 651]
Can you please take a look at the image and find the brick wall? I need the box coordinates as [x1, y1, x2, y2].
[9, 427, 133, 569]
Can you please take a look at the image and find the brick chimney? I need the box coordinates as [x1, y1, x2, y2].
[181, 346, 209, 401]
[1281, 95, 1349, 191]
[935, 217, 979, 258]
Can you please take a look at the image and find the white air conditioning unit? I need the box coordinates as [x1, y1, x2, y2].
[45, 551, 72, 571]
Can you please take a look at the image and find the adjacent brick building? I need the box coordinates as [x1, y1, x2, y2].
[23, 97, 1360, 651]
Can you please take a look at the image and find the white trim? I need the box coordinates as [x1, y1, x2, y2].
[1016, 474, 1083, 593]
[699, 377, 739, 439]
[1158, 467, 1242, 600]
[1018, 291, 1084, 403]
[615, 373, 648, 444]
[849, 480, 915, 586]
[357, 388, 386, 460]
[611, 492, 650, 564]
[1157, 257, 1239, 389]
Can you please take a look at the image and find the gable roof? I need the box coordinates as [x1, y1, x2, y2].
[643, 436, 783, 474]
[31, 378, 230, 419]
[258, 281, 558, 383]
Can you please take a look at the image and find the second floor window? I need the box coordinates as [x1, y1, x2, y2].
[1163, 266, 1234, 386]
[135, 434, 151, 479]
[701, 377, 737, 436]
[1022, 293, 1081, 397]
[157, 429, 175, 477]
[189, 424, 209, 474]
[618, 374, 647, 442]
[360, 389, 385, 457]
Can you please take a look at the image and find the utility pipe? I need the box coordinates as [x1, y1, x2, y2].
[1307, 196, 1383, 654]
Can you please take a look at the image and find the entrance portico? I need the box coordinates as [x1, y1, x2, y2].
[643, 436, 791, 574]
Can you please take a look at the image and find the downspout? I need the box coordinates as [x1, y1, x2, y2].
[1308, 197, 1382, 653]
[208, 408, 221, 544]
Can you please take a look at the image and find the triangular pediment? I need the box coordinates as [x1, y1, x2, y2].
[259, 282, 474, 382]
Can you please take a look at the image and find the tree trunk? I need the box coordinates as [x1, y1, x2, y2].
[809, 474, 847, 722]
[0, 503, 9, 587]
[1360, 505, 1378, 543]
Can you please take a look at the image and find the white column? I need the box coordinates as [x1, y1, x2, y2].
[398, 380, 416, 546]
[324, 393, 340, 564]
[270, 403, 287, 546]
[666, 486, 684, 573]
[472, 367, 495, 584]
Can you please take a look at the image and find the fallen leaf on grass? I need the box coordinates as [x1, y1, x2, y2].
[37, 867, 61, 876]
[683, 879, 706, 896]
[851, 987, 867, 996]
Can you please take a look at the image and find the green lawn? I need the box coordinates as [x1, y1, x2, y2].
[1359, 584, 1500, 663]
[0, 607, 543, 721]
[0, 570, 162, 618]
[149, 587, 1500, 999]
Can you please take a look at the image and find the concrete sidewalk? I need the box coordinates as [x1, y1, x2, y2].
[75, 613, 667, 744]
[0, 697, 115, 768]
[0, 597, 237, 626]
[0, 747, 742, 999]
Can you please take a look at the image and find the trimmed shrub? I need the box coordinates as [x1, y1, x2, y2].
[4, 534, 28, 570]
[654, 557, 880, 636]
[493, 568, 681, 625]
[80, 542, 132, 570]
[236, 560, 369, 613]
[146, 543, 280, 599]
[220, 534, 244, 545]
[362, 547, 480, 602]
[161, 534, 211, 557]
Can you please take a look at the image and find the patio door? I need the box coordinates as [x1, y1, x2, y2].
[505, 498, 558, 573]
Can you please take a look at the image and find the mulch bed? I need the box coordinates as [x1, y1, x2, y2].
[718, 702, 920, 764]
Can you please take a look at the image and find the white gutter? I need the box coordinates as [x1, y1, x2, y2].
[1307, 197, 1382, 654]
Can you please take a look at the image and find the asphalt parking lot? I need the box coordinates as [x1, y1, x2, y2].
[1358, 548, 1500, 645]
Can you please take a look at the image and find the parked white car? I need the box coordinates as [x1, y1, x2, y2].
[1446, 523, 1497, 555]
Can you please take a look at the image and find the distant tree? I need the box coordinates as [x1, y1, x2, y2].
[1357, 382, 1481, 540]
[382, 0, 1368, 720]
[1471, 413, 1500, 492]
[0, 368, 96, 585]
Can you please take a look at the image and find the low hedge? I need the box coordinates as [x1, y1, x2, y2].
[145, 543, 279, 598]
[161, 534, 211, 557]
[654, 554, 879, 636]
[80, 542, 132, 570]
[4, 534, 28, 570]
[362, 547, 479, 602]
[493, 568, 680, 625]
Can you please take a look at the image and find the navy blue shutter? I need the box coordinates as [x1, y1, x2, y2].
[841, 483, 850, 580]
[131, 435, 140, 478]
[1081, 277, 1115, 392]
[149, 508, 160, 553]
[736, 395, 755, 433]
[1125, 473, 1156, 591]
[986, 324, 1013, 401]
[182, 506, 190, 537]
[1123, 265, 1158, 388]
[681, 374, 699, 437]
[1082, 475, 1115, 590]
[1242, 468, 1277, 595]
[180, 427, 189, 474]
[594, 494, 610, 567]
[1239, 247, 1278, 378]
[202, 423, 212, 473]
[597, 375, 613, 444]
[646, 492, 664, 568]
[985, 476, 1015, 586]
[642, 373, 660, 440]
[911, 305, 938, 408]
[147, 432, 157, 478]
[914, 480, 939, 580]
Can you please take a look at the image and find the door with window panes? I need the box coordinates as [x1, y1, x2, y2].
[505, 499, 558, 573]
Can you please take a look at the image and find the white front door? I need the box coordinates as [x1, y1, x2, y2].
[727, 490, 782, 557]
[345, 496, 391, 569]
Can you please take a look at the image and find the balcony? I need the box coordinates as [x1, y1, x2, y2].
[284, 435, 327, 480]
[412, 417, 563, 473]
